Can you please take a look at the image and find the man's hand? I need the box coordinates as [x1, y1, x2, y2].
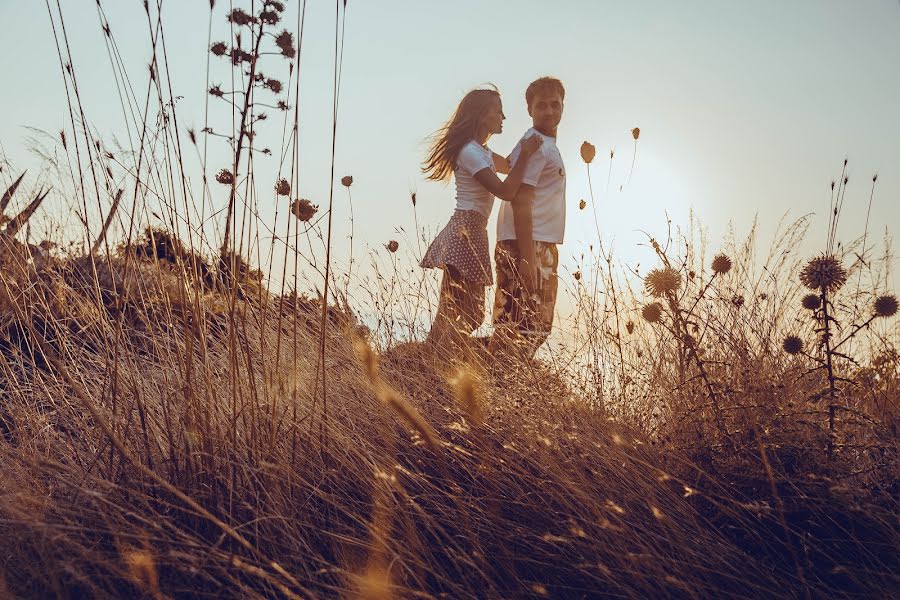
[517, 256, 539, 297]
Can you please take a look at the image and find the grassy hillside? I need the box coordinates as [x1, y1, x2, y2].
[0, 230, 896, 599]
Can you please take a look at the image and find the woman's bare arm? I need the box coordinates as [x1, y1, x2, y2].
[492, 152, 510, 174]
[472, 135, 543, 201]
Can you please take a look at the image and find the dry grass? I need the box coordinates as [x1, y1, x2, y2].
[0, 227, 897, 598]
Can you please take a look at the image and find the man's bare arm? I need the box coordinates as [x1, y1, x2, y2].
[511, 185, 537, 293]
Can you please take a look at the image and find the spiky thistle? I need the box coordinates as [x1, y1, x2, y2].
[644, 267, 681, 298]
[800, 255, 847, 293]
[641, 302, 663, 323]
[782, 336, 803, 355]
[711, 254, 732, 275]
[874, 294, 898, 318]
[801, 293, 821, 310]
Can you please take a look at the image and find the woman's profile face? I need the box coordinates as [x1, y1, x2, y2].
[481, 95, 505, 136]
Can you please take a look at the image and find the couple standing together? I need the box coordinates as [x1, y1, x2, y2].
[420, 76, 566, 360]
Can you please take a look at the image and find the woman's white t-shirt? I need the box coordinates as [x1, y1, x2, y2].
[453, 141, 495, 219]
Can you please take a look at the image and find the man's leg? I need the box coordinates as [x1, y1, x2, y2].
[489, 241, 531, 360]
[489, 241, 558, 361]
[521, 241, 559, 358]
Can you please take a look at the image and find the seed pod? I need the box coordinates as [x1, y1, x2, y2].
[580, 141, 596, 164]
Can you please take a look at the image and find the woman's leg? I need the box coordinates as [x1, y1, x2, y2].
[427, 265, 485, 358]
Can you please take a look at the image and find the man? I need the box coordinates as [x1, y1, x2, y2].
[492, 76, 566, 358]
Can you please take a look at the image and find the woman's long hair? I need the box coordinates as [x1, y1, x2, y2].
[422, 87, 499, 182]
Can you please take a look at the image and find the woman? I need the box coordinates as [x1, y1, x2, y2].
[421, 86, 542, 353]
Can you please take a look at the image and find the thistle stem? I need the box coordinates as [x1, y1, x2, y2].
[820, 288, 838, 457]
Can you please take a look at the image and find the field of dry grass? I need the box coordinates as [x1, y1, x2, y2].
[1, 1, 898, 598]
[0, 219, 897, 598]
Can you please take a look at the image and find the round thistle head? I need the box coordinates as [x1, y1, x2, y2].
[632, 127, 640, 140]
[291, 198, 317, 222]
[275, 178, 290, 196]
[874, 294, 898, 318]
[644, 267, 681, 298]
[782, 335, 804, 355]
[341, 175, 353, 187]
[801, 293, 821, 310]
[711, 253, 733, 275]
[731, 295, 745, 308]
[386, 240, 399, 253]
[799, 255, 847, 293]
[642, 302, 663, 323]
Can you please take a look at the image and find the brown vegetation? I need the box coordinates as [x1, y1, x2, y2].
[0, 220, 897, 598]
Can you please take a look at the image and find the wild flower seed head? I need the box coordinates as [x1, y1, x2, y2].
[291, 198, 317, 222]
[275, 178, 290, 196]
[874, 294, 898, 318]
[266, 1, 285, 12]
[210, 41, 228, 56]
[215, 169, 234, 185]
[227, 8, 254, 26]
[801, 293, 821, 310]
[265, 78, 283, 94]
[573, 270, 581, 281]
[277, 100, 289, 111]
[275, 30, 295, 58]
[208, 85, 224, 98]
[386, 240, 399, 253]
[711, 253, 733, 275]
[644, 267, 681, 298]
[731, 295, 744, 308]
[799, 255, 847, 293]
[580, 141, 596, 164]
[642, 302, 663, 323]
[632, 127, 640, 140]
[579, 199, 586, 210]
[258, 9, 280, 25]
[626, 321, 634, 334]
[783, 335, 804, 355]
[341, 175, 353, 187]
[231, 48, 252, 65]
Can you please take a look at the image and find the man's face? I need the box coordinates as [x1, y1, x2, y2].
[528, 91, 564, 132]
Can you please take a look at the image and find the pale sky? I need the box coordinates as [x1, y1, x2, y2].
[2, 0, 899, 302]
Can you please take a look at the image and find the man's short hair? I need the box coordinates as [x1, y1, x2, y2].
[525, 77, 565, 107]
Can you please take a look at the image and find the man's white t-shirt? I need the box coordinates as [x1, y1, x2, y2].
[496, 128, 566, 244]
[453, 140, 495, 219]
